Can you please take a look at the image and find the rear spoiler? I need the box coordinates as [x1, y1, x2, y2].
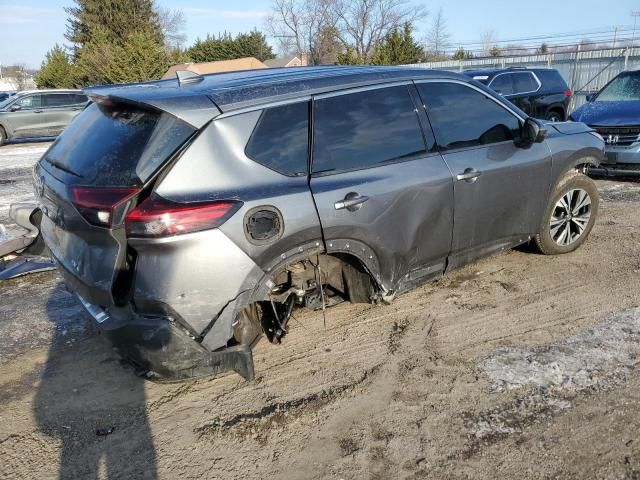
[84, 79, 221, 129]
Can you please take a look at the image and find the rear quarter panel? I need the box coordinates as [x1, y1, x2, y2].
[155, 109, 324, 269]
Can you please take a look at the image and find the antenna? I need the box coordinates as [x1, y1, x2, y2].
[175, 70, 204, 86]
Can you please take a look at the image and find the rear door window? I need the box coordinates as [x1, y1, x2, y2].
[42, 102, 195, 185]
[245, 101, 309, 176]
[418, 82, 521, 150]
[512, 72, 540, 94]
[43, 94, 74, 107]
[489, 74, 515, 95]
[312, 85, 427, 174]
[71, 94, 88, 104]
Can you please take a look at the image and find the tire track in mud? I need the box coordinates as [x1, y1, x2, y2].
[195, 364, 382, 439]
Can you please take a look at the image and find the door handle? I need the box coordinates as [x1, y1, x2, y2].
[456, 168, 481, 183]
[334, 193, 369, 211]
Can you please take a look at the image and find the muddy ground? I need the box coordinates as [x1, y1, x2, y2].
[2, 142, 640, 479]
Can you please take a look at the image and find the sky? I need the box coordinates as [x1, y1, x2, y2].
[1, 0, 640, 69]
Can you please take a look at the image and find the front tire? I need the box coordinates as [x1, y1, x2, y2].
[0, 127, 6, 147]
[546, 111, 564, 122]
[533, 172, 598, 255]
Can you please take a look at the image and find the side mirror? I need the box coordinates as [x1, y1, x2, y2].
[517, 118, 547, 148]
[9, 104, 21, 112]
[585, 93, 596, 102]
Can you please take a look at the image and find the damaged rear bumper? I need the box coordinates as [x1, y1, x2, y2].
[76, 294, 255, 381]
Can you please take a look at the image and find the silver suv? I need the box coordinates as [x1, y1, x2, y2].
[0, 89, 88, 145]
[34, 66, 604, 380]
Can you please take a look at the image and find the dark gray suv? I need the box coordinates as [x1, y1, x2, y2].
[0, 89, 88, 145]
[34, 66, 604, 380]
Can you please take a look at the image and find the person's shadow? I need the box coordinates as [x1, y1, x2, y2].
[34, 283, 157, 479]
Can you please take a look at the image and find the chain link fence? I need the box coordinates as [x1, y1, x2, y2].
[408, 47, 640, 113]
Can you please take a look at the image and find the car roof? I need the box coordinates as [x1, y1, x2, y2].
[15, 89, 84, 96]
[463, 67, 559, 77]
[84, 65, 471, 126]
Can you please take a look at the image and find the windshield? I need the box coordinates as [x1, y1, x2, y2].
[596, 72, 640, 102]
[42, 101, 196, 185]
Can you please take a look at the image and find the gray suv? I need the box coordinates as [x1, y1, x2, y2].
[0, 89, 88, 145]
[34, 66, 604, 380]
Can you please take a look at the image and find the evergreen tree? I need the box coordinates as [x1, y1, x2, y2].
[187, 31, 274, 63]
[60, 0, 168, 85]
[35, 45, 79, 88]
[65, 0, 163, 55]
[489, 46, 502, 57]
[77, 27, 170, 84]
[370, 23, 424, 65]
[234, 31, 275, 62]
[453, 47, 473, 60]
[336, 47, 363, 65]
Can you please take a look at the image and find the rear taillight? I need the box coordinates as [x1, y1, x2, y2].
[71, 186, 140, 227]
[564, 89, 573, 97]
[125, 195, 242, 238]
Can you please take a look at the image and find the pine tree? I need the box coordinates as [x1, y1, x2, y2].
[234, 31, 275, 62]
[65, 0, 163, 55]
[77, 27, 170, 84]
[336, 47, 362, 65]
[453, 47, 473, 60]
[370, 23, 424, 65]
[187, 31, 274, 63]
[61, 0, 168, 85]
[35, 45, 78, 88]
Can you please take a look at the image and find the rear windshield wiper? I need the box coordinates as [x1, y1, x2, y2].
[44, 157, 83, 178]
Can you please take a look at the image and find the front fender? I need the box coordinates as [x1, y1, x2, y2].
[545, 131, 604, 184]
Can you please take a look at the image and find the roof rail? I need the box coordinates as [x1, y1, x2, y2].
[176, 70, 204, 86]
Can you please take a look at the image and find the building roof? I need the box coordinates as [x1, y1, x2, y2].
[264, 56, 300, 68]
[85, 65, 469, 127]
[161, 57, 267, 79]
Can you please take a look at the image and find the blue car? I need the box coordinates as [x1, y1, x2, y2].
[571, 70, 640, 176]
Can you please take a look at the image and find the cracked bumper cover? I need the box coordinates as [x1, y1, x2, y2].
[77, 294, 255, 380]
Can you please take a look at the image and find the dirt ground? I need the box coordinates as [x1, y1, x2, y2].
[2, 142, 640, 479]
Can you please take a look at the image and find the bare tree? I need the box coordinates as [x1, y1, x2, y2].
[330, 0, 427, 62]
[480, 29, 497, 56]
[266, 0, 426, 64]
[157, 7, 187, 49]
[265, 0, 337, 64]
[426, 8, 450, 57]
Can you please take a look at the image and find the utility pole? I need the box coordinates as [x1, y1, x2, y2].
[632, 11, 640, 48]
[613, 26, 618, 49]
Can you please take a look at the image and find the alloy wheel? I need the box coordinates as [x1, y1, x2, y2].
[550, 188, 592, 246]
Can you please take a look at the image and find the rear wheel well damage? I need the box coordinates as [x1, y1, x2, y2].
[229, 252, 378, 347]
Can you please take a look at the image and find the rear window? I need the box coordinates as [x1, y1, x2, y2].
[245, 101, 309, 176]
[536, 70, 569, 91]
[512, 72, 539, 93]
[42, 102, 195, 185]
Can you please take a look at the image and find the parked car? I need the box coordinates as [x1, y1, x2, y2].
[0, 89, 88, 145]
[34, 66, 604, 380]
[570, 69, 640, 177]
[0, 91, 17, 103]
[463, 67, 573, 122]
